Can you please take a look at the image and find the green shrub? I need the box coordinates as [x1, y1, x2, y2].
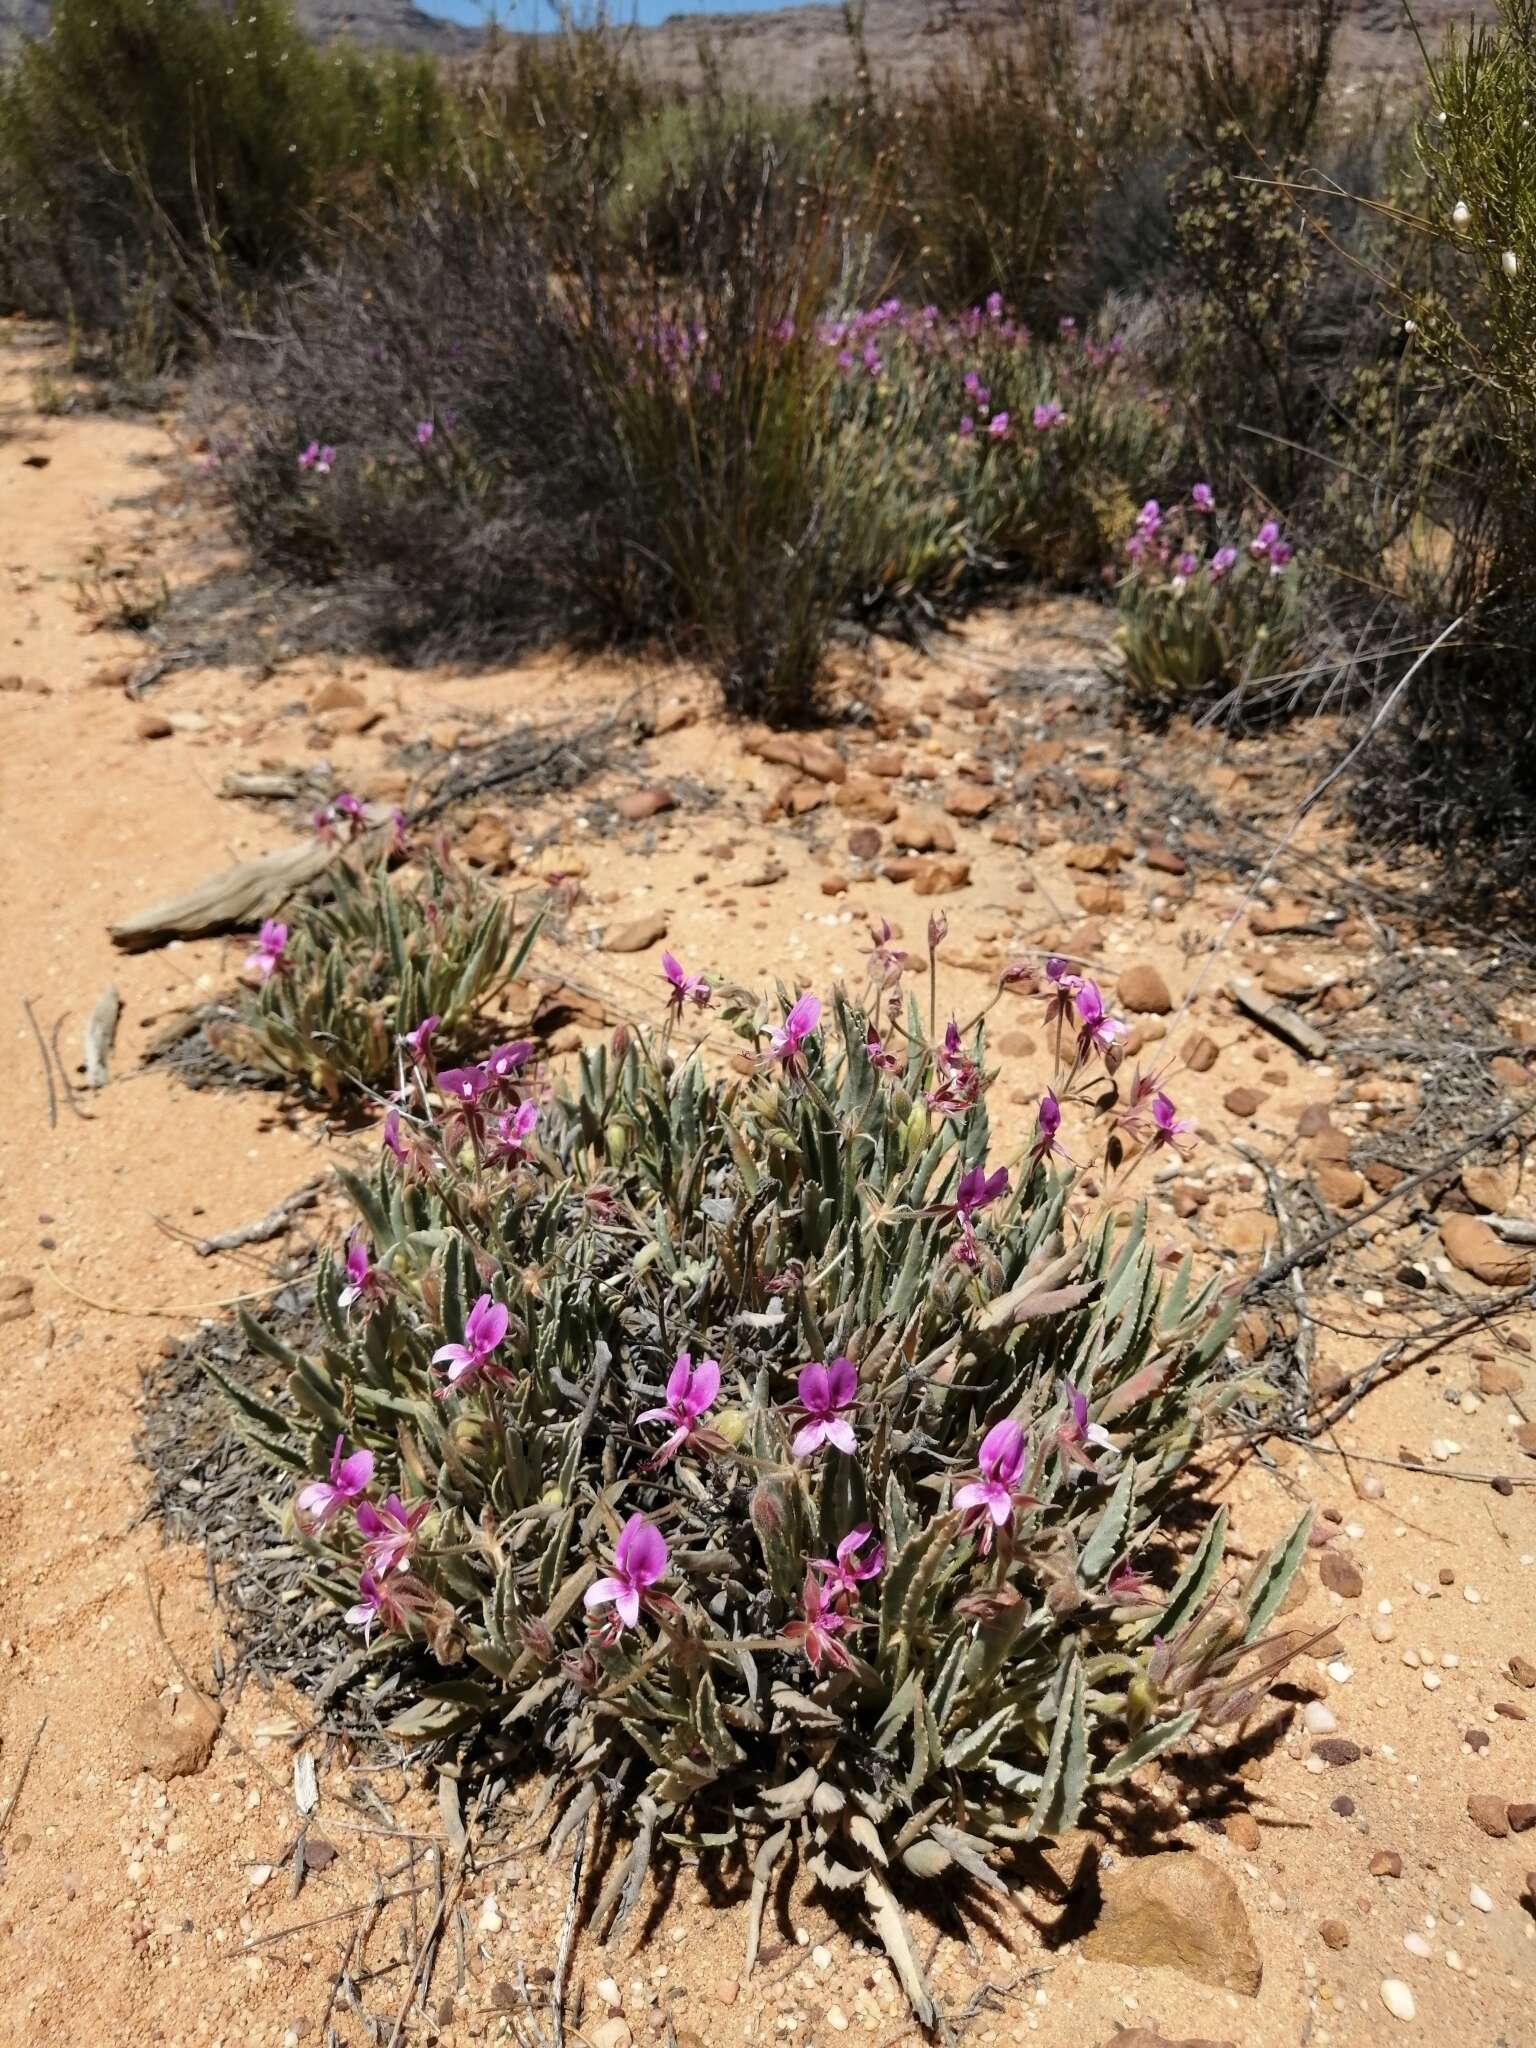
[1109, 491, 1307, 715]
[0, 0, 453, 343]
[210, 842, 537, 1103]
[229, 963, 1312, 2015]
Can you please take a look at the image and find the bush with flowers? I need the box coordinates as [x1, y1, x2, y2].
[224, 927, 1313, 2016]
[1108, 487, 1308, 714]
[211, 824, 538, 1104]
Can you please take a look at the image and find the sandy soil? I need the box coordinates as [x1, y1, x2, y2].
[1, 317, 1534, 2048]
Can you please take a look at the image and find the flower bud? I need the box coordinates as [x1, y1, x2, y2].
[540, 1484, 565, 1509]
[604, 1121, 629, 1166]
[750, 1479, 785, 1536]
[902, 1098, 931, 1157]
[713, 1406, 748, 1446]
[1503, 249, 1520, 278]
[1452, 199, 1471, 229]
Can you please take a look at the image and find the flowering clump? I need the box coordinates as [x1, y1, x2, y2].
[211, 848, 538, 1103]
[1109, 486, 1307, 713]
[236, 964, 1311, 2020]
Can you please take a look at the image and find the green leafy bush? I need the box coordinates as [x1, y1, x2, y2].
[0, 0, 452, 345]
[1109, 491, 1307, 714]
[228, 954, 1311, 2015]
[211, 840, 536, 1103]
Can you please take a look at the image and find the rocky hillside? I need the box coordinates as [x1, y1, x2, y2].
[0, 0, 472, 51]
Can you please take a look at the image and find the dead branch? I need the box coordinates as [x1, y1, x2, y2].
[194, 1181, 323, 1257]
[83, 986, 121, 1088]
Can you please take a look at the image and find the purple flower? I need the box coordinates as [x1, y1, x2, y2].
[1150, 1091, 1197, 1157]
[987, 411, 1011, 439]
[401, 1014, 440, 1064]
[811, 1524, 884, 1600]
[864, 1026, 900, 1075]
[1032, 400, 1064, 430]
[356, 1493, 429, 1576]
[1249, 519, 1281, 561]
[661, 951, 711, 1015]
[337, 1236, 377, 1311]
[962, 370, 985, 399]
[784, 1568, 852, 1673]
[1191, 482, 1214, 513]
[1174, 552, 1198, 578]
[493, 1099, 539, 1162]
[1209, 545, 1238, 581]
[483, 1041, 533, 1087]
[432, 1293, 510, 1394]
[1107, 1556, 1151, 1600]
[382, 1107, 406, 1162]
[956, 1419, 1037, 1554]
[1269, 539, 1295, 570]
[1043, 955, 1083, 1028]
[1136, 499, 1163, 536]
[637, 1351, 721, 1463]
[792, 1356, 858, 1458]
[1055, 1378, 1114, 1472]
[415, 419, 434, 446]
[861, 344, 882, 378]
[1073, 978, 1126, 1059]
[243, 918, 288, 982]
[296, 1436, 374, 1530]
[986, 291, 1004, 319]
[1029, 1088, 1073, 1170]
[958, 414, 975, 438]
[769, 992, 821, 1073]
[1058, 314, 1077, 335]
[583, 1512, 669, 1635]
[437, 1064, 488, 1107]
[948, 1161, 1008, 1263]
[344, 1567, 427, 1645]
[298, 441, 336, 475]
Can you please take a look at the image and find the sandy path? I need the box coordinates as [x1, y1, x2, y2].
[0, 317, 1533, 2046]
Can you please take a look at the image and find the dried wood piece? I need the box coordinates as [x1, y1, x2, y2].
[220, 770, 301, 800]
[1486, 1215, 1536, 1246]
[110, 820, 387, 952]
[1225, 975, 1328, 1060]
[82, 986, 121, 1088]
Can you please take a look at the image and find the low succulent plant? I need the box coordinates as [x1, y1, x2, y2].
[1109, 487, 1307, 713]
[224, 935, 1311, 2022]
[211, 836, 538, 1103]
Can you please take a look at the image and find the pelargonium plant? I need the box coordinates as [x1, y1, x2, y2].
[225, 934, 1312, 2022]
[210, 843, 539, 1104]
[1108, 487, 1307, 714]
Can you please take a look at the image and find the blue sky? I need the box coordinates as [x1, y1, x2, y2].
[419, 0, 801, 26]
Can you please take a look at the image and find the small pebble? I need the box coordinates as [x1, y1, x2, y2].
[1380, 1978, 1416, 2022]
[1422, 1670, 1442, 1692]
[1327, 1659, 1354, 1685]
[1304, 1701, 1339, 1735]
[1403, 1931, 1432, 1958]
[1469, 1885, 1494, 1913]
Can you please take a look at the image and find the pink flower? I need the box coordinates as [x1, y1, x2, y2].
[1209, 545, 1238, 581]
[493, 1099, 539, 1162]
[382, 1107, 406, 1161]
[298, 441, 336, 474]
[1028, 1088, 1073, 1169]
[661, 951, 711, 1015]
[1032, 400, 1064, 430]
[244, 919, 288, 982]
[1150, 1091, 1197, 1157]
[959, 413, 975, 438]
[1107, 1556, 1151, 1601]
[337, 1236, 379, 1311]
[811, 1524, 884, 1600]
[1174, 551, 1198, 578]
[1055, 1379, 1113, 1472]
[987, 411, 1011, 439]
[356, 1493, 429, 1575]
[345, 1567, 426, 1645]
[956, 1419, 1038, 1553]
[769, 992, 821, 1074]
[784, 1567, 852, 1673]
[1191, 482, 1214, 513]
[1136, 499, 1162, 536]
[415, 419, 434, 446]
[296, 1436, 374, 1530]
[867, 919, 908, 986]
[927, 1017, 980, 1117]
[1249, 519, 1281, 560]
[637, 1351, 721, 1463]
[1043, 956, 1083, 1029]
[432, 1293, 510, 1394]
[1269, 539, 1295, 570]
[401, 1014, 440, 1064]
[583, 1512, 669, 1635]
[1073, 978, 1126, 1059]
[864, 1026, 900, 1075]
[791, 1356, 858, 1458]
